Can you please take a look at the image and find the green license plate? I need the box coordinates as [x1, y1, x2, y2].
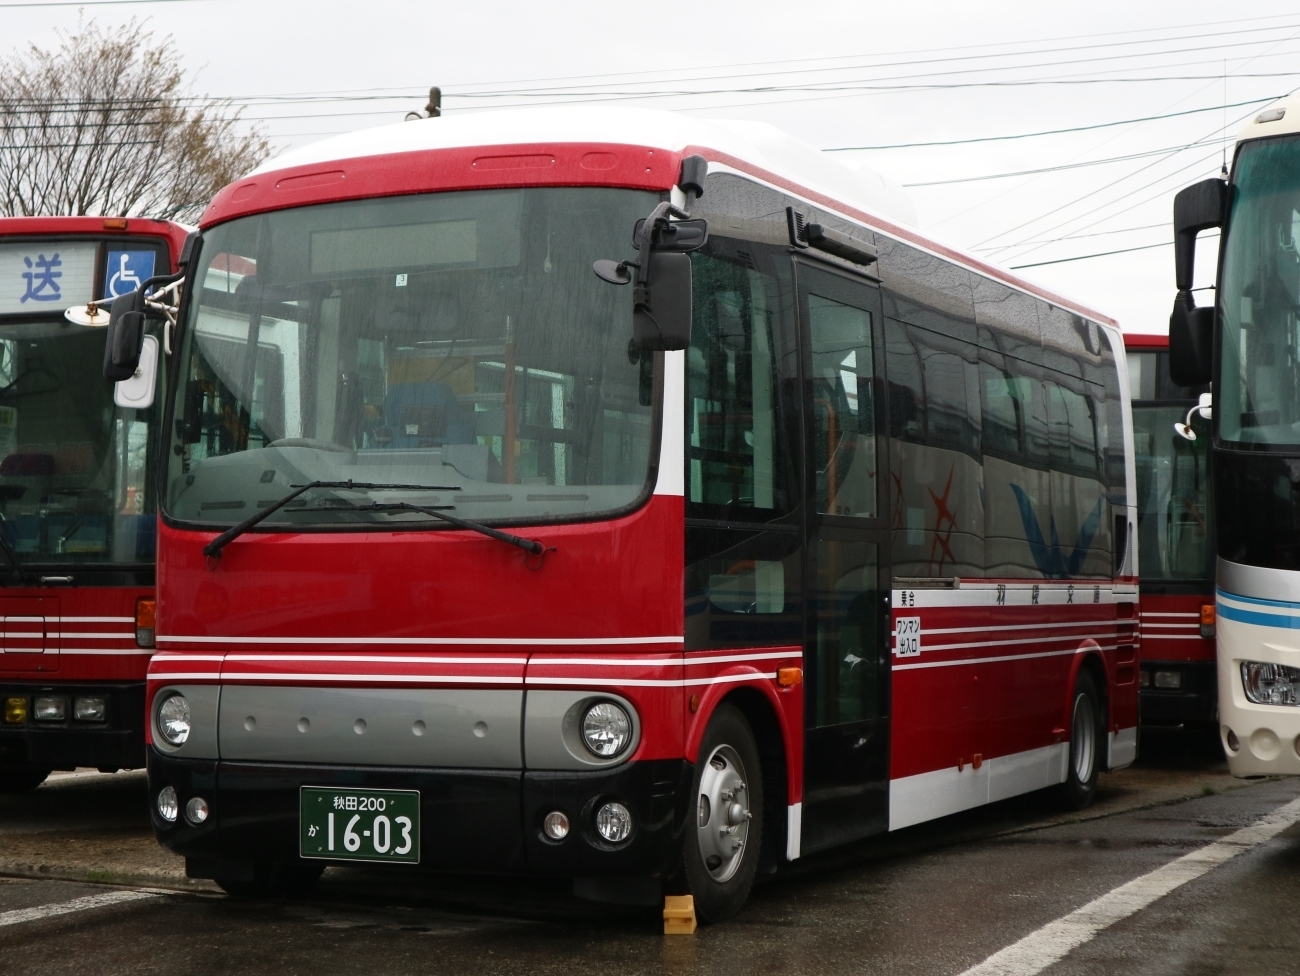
[300, 787, 420, 864]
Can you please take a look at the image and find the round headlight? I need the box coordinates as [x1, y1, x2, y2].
[156, 785, 177, 822]
[581, 702, 631, 758]
[157, 694, 191, 746]
[595, 801, 632, 843]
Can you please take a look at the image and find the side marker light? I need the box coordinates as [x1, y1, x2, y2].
[777, 667, 803, 687]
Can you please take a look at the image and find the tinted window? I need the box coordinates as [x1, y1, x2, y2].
[809, 292, 877, 518]
[686, 243, 796, 521]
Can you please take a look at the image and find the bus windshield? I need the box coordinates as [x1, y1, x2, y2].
[165, 187, 660, 529]
[0, 319, 159, 564]
[1219, 135, 1300, 446]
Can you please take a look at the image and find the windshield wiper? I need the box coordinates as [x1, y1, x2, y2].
[202, 480, 460, 559]
[302, 500, 546, 556]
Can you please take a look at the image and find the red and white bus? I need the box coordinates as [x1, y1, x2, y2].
[131, 109, 1137, 917]
[0, 216, 188, 791]
[1125, 333, 1216, 728]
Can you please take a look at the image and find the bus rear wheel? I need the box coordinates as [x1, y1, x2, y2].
[1062, 670, 1102, 810]
[682, 703, 764, 923]
[215, 861, 324, 900]
[0, 767, 50, 793]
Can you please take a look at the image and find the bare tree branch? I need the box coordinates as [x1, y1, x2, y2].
[0, 19, 270, 219]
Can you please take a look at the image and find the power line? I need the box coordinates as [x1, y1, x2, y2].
[824, 96, 1279, 150]
[903, 138, 1230, 186]
[1008, 232, 1219, 269]
[0, 0, 212, 6]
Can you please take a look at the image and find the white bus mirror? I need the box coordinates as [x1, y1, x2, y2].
[114, 334, 159, 410]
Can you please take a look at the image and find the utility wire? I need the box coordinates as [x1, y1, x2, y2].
[824, 97, 1279, 150]
[903, 137, 1230, 186]
[1008, 232, 1219, 269]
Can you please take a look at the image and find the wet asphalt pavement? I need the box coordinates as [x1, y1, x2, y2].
[0, 731, 1296, 976]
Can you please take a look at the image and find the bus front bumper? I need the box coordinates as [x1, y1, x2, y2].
[0, 683, 145, 771]
[1139, 660, 1217, 726]
[148, 750, 691, 880]
[1219, 612, 1300, 775]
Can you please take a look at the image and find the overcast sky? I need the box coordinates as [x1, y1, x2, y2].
[5, 0, 1298, 334]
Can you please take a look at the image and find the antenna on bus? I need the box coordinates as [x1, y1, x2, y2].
[405, 86, 442, 122]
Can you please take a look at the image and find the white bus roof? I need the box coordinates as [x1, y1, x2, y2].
[1237, 93, 1300, 145]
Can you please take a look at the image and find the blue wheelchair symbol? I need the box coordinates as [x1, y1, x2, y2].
[104, 250, 156, 299]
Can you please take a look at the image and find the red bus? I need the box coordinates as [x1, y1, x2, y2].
[1124, 333, 1215, 727]
[129, 109, 1138, 918]
[0, 216, 188, 791]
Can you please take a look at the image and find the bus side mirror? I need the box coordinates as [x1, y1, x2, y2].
[103, 287, 146, 382]
[633, 252, 693, 351]
[1169, 292, 1214, 387]
[1173, 177, 1227, 291]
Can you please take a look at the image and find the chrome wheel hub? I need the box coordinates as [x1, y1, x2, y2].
[696, 743, 751, 883]
[1072, 692, 1095, 783]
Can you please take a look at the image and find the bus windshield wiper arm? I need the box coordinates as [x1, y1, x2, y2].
[202, 480, 460, 560]
[364, 501, 545, 556]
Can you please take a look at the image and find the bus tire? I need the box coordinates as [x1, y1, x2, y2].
[683, 703, 764, 923]
[215, 861, 324, 900]
[1062, 670, 1102, 810]
[0, 767, 50, 793]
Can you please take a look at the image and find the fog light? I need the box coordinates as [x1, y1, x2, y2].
[157, 785, 177, 822]
[1241, 661, 1300, 705]
[581, 702, 632, 758]
[1154, 670, 1182, 690]
[74, 696, 106, 722]
[1226, 728, 1240, 752]
[4, 697, 25, 724]
[185, 796, 209, 825]
[34, 697, 66, 721]
[543, 811, 570, 840]
[157, 694, 190, 745]
[1139, 671, 1150, 688]
[595, 801, 632, 843]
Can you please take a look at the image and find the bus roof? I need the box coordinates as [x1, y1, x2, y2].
[203, 106, 1119, 329]
[0, 216, 192, 263]
[1236, 93, 1300, 146]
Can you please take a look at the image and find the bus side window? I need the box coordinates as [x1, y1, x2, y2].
[809, 292, 876, 518]
[686, 247, 793, 520]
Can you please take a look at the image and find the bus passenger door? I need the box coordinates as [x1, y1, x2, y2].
[794, 262, 891, 853]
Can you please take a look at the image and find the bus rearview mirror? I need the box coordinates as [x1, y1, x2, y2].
[103, 287, 146, 382]
[1169, 292, 1213, 387]
[633, 251, 692, 351]
[1173, 178, 1227, 291]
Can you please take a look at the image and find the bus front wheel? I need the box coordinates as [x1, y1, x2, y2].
[1062, 670, 1102, 810]
[682, 703, 764, 923]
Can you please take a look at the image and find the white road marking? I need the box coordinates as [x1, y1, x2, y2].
[0, 889, 159, 928]
[958, 795, 1300, 976]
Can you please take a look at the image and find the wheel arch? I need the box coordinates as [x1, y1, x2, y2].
[701, 687, 789, 876]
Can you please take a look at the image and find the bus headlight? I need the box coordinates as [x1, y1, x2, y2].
[581, 702, 632, 757]
[1241, 662, 1300, 706]
[157, 694, 191, 745]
